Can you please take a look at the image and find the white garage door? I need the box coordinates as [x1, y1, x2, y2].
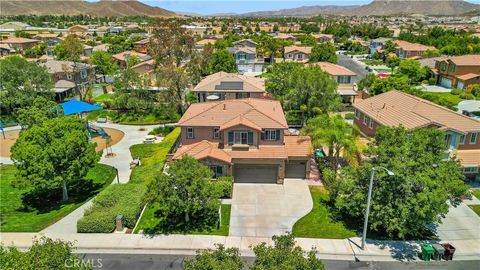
[234, 165, 278, 184]
[285, 161, 307, 178]
[440, 77, 453, 89]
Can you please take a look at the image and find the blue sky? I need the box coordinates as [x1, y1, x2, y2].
[88, 1, 480, 15]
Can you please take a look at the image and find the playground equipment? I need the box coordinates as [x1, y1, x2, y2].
[88, 123, 111, 139]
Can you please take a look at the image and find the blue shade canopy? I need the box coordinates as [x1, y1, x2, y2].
[61, 100, 102, 116]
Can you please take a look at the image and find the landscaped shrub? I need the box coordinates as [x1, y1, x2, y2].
[428, 77, 436, 85]
[214, 176, 233, 199]
[344, 113, 354, 120]
[148, 125, 175, 136]
[77, 184, 147, 233]
[451, 88, 462, 95]
[459, 92, 475, 100]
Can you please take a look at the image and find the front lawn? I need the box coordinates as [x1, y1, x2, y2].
[87, 110, 179, 125]
[135, 203, 231, 236]
[420, 92, 465, 105]
[471, 189, 480, 200]
[292, 186, 357, 239]
[468, 205, 480, 216]
[0, 163, 115, 232]
[93, 93, 114, 103]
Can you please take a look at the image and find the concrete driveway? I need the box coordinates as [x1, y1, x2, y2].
[229, 179, 312, 237]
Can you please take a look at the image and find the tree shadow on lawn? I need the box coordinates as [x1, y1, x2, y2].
[142, 208, 219, 236]
[19, 179, 104, 214]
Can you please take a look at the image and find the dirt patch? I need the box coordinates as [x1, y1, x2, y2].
[0, 127, 125, 157]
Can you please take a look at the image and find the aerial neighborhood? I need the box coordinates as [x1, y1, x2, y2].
[0, 0, 480, 269]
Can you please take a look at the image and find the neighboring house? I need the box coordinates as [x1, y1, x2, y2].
[227, 39, 264, 74]
[92, 43, 110, 52]
[83, 45, 93, 57]
[0, 37, 40, 53]
[273, 33, 296, 42]
[232, 39, 257, 48]
[313, 62, 357, 102]
[112, 50, 152, 69]
[195, 38, 215, 50]
[68, 25, 88, 37]
[193, 72, 266, 102]
[41, 60, 95, 100]
[33, 33, 62, 46]
[173, 98, 312, 183]
[133, 38, 149, 53]
[284, 46, 312, 63]
[432, 55, 480, 90]
[312, 34, 334, 43]
[394, 40, 436, 59]
[368, 37, 391, 55]
[353, 90, 480, 179]
[131, 59, 156, 84]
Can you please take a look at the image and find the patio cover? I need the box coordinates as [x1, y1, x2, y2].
[61, 100, 101, 116]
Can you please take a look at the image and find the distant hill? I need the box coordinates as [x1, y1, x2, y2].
[1, 0, 177, 17]
[241, 0, 480, 17]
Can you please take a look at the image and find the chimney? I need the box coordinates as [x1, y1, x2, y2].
[223, 104, 226, 110]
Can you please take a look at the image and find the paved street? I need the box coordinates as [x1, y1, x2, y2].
[229, 179, 312, 237]
[81, 253, 480, 270]
[337, 54, 369, 83]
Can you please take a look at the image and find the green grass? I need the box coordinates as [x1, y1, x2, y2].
[0, 163, 115, 232]
[135, 203, 231, 236]
[468, 205, 480, 216]
[86, 110, 179, 125]
[292, 187, 357, 239]
[361, 59, 384, 66]
[93, 93, 114, 103]
[471, 189, 480, 200]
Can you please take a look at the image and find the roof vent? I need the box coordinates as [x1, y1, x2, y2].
[223, 104, 226, 110]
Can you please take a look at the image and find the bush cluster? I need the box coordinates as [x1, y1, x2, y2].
[213, 176, 233, 199]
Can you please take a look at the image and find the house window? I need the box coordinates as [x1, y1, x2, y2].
[209, 165, 224, 179]
[448, 64, 456, 73]
[228, 131, 253, 145]
[470, 132, 478, 144]
[369, 119, 374, 129]
[354, 109, 360, 120]
[297, 54, 303, 59]
[463, 167, 479, 174]
[236, 92, 250, 99]
[213, 128, 220, 139]
[363, 115, 368, 125]
[186, 127, 194, 139]
[238, 53, 247, 60]
[287, 53, 292, 58]
[337, 76, 351, 84]
[264, 129, 279, 141]
[80, 70, 87, 79]
[459, 135, 465, 145]
[66, 74, 73, 80]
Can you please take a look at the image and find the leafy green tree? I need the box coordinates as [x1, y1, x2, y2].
[149, 155, 220, 224]
[16, 96, 59, 128]
[309, 42, 337, 63]
[0, 237, 91, 270]
[369, 76, 412, 95]
[335, 126, 470, 239]
[14, 30, 32, 38]
[0, 55, 54, 115]
[285, 66, 341, 121]
[24, 43, 48, 58]
[208, 49, 236, 73]
[53, 35, 83, 62]
[385, 56, 400, 71]
[296, 34, 316, 46]
[265, 62, 303, 98]
[383, 40, 397, 54]
[250, 233, 325, 270]
[396, 59, 426, 84]
[183, 244, 243, 270]
[302, 115, 361, 173]
[273, 24, 279, 32]
[11, 116, 98, 202]
[89, 51, 118, 81]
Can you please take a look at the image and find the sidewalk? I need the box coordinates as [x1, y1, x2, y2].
[40, 123, 161, 234]
[1, 233, 479, 262]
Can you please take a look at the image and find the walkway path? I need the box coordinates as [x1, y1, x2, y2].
[229, 179, 312, 237]
[41, 123, 161, 234]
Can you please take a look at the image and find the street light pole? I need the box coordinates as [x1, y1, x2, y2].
[361, 167, 394, 250]
[115, 167, 119, 184]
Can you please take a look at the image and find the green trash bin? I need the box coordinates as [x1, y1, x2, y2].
[421, 244, 434, 261]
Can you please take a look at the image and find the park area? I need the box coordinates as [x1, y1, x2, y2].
[0, 163, 116, 232]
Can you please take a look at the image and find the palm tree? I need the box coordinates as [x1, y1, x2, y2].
[301, 114, 361, 172]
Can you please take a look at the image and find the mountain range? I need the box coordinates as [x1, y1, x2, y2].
[1, 0, 479, 17]
[1, 0, 176, 17]
[240, 0, 480, 17]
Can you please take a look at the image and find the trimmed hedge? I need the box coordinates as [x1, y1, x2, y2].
[77, 184, 147, 233]
[214, 176, 233, 199]
[77, 128, 181, 233]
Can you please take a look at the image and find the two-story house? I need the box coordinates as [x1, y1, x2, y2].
[353, 90, 480, 179]
[133, 38, 149, 54]
[312, 34, 334, 43]
[227, 39, 264, 74]
[313, 62, 357, 103]
[394, 40, 436, 59]
[41, 60, 95, 101]
[284, 46, 312, 63]
[173, 99, 312, 183]
[193, 72, 266, 102]
[33, 33, 62, 47]
[368, 37, 391, 55]
[433, 55, 480, 90]
[0, 37, 40, 54]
